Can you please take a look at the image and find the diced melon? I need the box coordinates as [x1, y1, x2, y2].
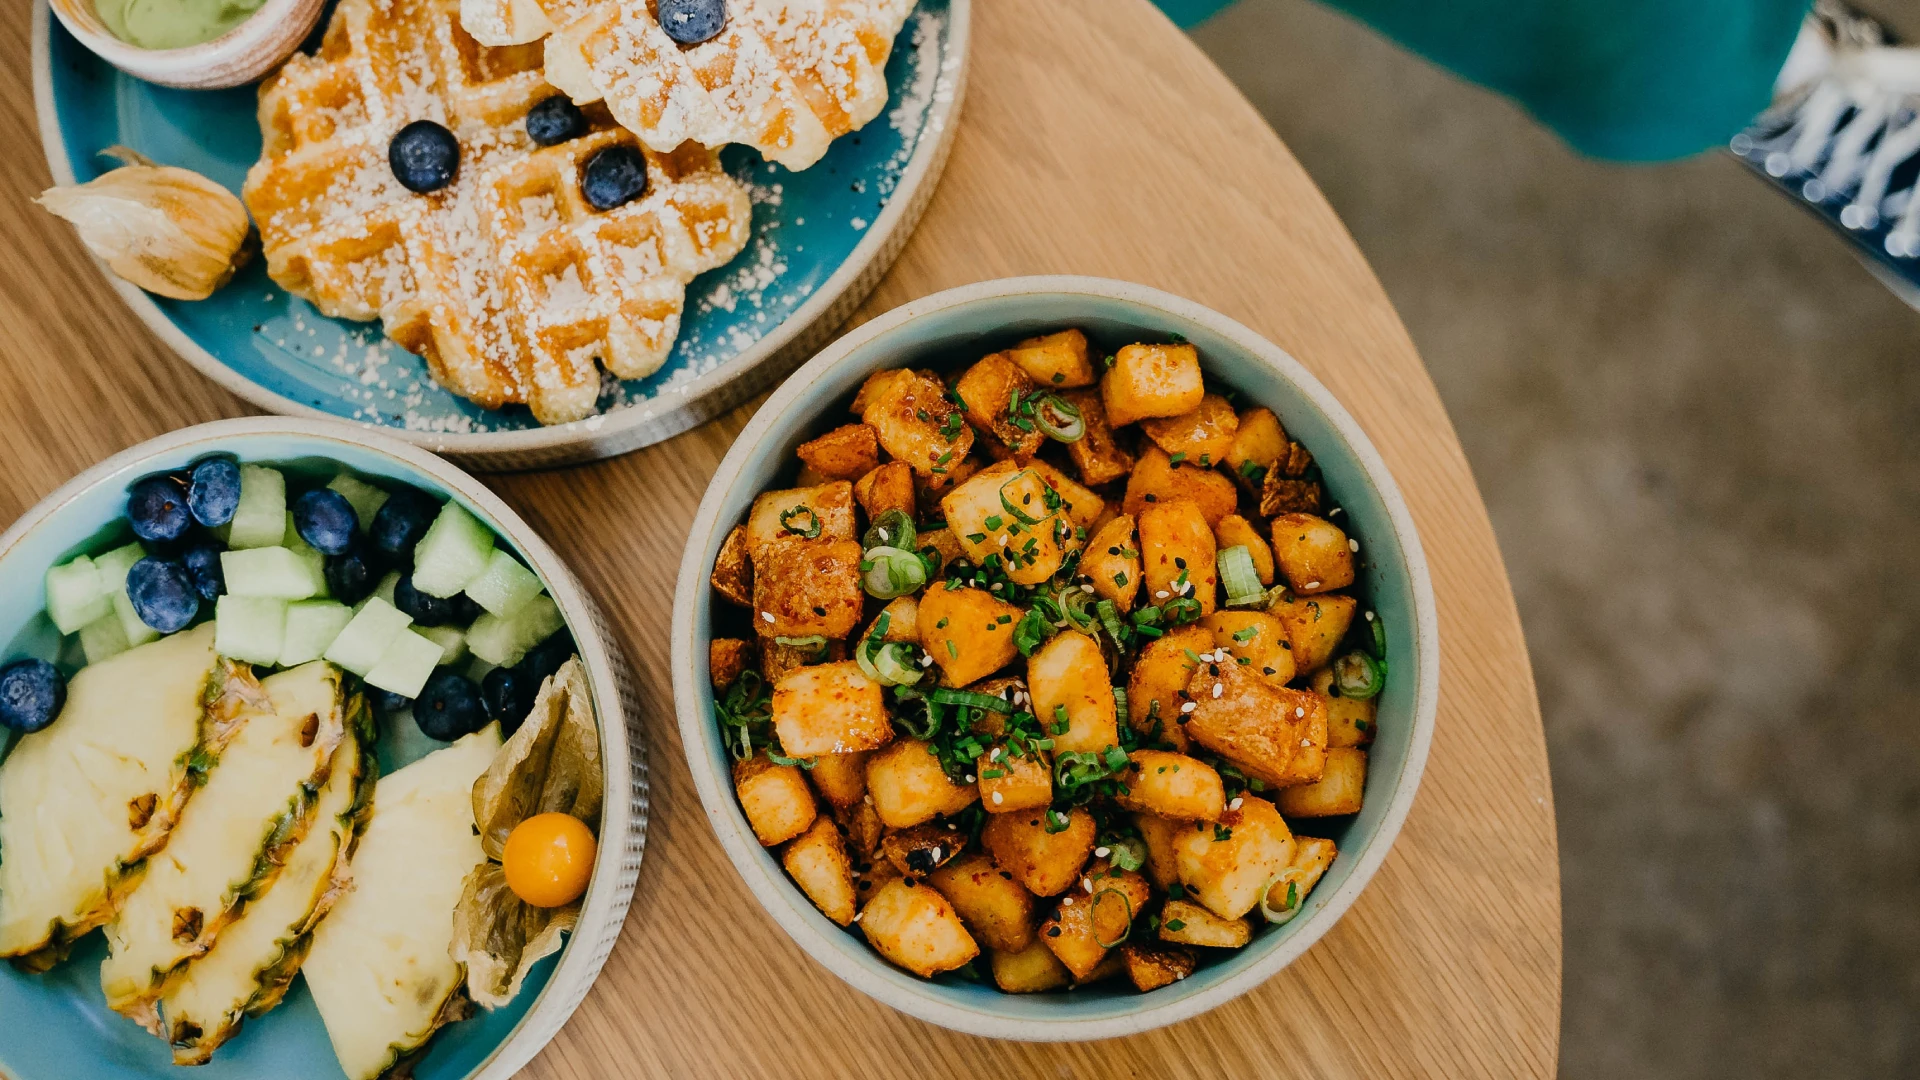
[461, 549, 543, 618]
[221, 547, 324, 601]
[95, 544, 157, 648]
[353, 571, 402, 615]
[282, 514, 331, 599]
[416, 624, 467, 666]
[465, 594, 564, 667]
[326, 474, 388, 532]
[410, 502, 494, 598]
[79, 610, 132, 664]
[363, 630, 445, 699]
[46, 555, 109, 635]
[215, 596, 289, 665]
[228, 466, 288, 549]
[323, 598, 411, 677]
[280, 600, 353, 668]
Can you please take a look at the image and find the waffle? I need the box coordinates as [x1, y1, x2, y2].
[458, 0, 917, 171]
[243, 0, 754, 425]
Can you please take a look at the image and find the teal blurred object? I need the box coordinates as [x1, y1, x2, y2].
[1156, 0, 1238, 27]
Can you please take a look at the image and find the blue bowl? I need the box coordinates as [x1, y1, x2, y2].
[0, 418, 648, 1079]
[670, 277, 1441, 1039]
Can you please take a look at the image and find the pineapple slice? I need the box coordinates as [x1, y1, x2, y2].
[303, 727, 501, 1080]
[155, 689, 376, 1065]
[100, 661, 349, 1025]
[0, 624, 234, 966]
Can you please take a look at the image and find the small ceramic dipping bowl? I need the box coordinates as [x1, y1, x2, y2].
[46, 0, 319, 89]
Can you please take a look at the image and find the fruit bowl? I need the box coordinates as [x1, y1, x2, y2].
[0, 417, 647, 1080]
[669, 276, 1439, 1040]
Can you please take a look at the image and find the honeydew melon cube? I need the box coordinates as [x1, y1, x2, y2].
[416, 624, 468, 666]
[228, 465, 288, 549]
[462, 549, 543, 618]
[465, 594, 563, 667]
[221, 547, 324, 600]
[410, 502, 494, 598]
[279, 600, 353, 668]
[79, 611, 132, 665]
[326, 474, 389, 532]
[95, 544, 158, 647]
[46, 555, 109, 634]
[363, 629, 445, 699]
[353, 571, 402, 615]
[215, 596, 288, 666]
[323, 597, 411, 677]
[282, 512, 331, 598]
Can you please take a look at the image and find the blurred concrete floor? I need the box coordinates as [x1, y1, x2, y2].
[1188, 3, 1920, 1077]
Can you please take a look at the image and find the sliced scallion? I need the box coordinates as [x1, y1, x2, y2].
[862, 545, 927, 599]
[1258, 871, 1306, 924]
[998, 472, 1045, 525]
[1034, 394, 1085, 442]
[863, 508, 917, 552]
[1331, 650, 1384, 699]
[1218, 545, 1263, 605]
[1107, 836, 1146, 873]
[928, 687, 1015, 713]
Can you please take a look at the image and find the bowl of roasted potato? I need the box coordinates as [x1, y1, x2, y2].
[670, 276, 1437, 1039]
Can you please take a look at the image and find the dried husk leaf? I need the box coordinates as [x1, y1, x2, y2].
[449, 863, 578, 1009]
[36, 147, 250, 301]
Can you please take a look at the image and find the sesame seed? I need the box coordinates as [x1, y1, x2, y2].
[990, 582, 1003, 591]
[1300, 738, 1313, 747]
[1062, 895, 1074, 906]
[965, 775, 976, 783]
[1082, 584, 1095, 593]
[1212, 683, 1224, 699]
[1304, 581, 1321, 590]
[1180, 701, 1197, 713]
[1348, 539, 1360, 552]
[1094, 846, 1111, 857]
[920, 654, 934, 667]
[930, 846, 942, 861]
[863, 794, 872, 804]
[1229, 797, 1243, 810]
[1295, 707, 1305, 717]
[1156, 590, 1170, 599]
[760, 612, 774, 623]
[991, 791, 1004, 804]
[1365, 610, 1376, 621]
[990, 747, 1002, 761]
[1082, 878, 1093, 893]
[852, 912, 864, 922]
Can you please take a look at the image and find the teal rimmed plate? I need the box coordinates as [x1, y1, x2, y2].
[31, 0, 967, 470]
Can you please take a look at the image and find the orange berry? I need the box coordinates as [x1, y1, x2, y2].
[502, 812, 597, 908]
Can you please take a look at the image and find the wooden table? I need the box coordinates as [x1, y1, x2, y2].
[0, 0, 1561, 1074]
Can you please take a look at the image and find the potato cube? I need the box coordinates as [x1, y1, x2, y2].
[856, 848, 903, 902]
[1133, 812, 1183, 890]
[750, 537, 864, 639]
[1081, 514, 1142, 613]
[881, 823, 969, 876]
[808, 750, 871, 809]
[866, 739, 979, 828]
[1121, 943, 1197, 991]
[1214, 514, 1275, 586]
[916, 526, 966, 576]
[957, 676, 1027, 736]
[1123, 446, 1238, 527]
[1276, 748, 1367, 817]
[1157, 898, 1252, 948]
[1101, 343, 1204, 426]
[708, 638, 754, 690]
[918, 585, 1024, 687]
[1008, 328, 1096, 389]
[1025, 460, 1105, 531]
[760, 637, 846, 684]
[796, 424, 882, 482]
[1125, 624, 1213, 751]
[1184, 659, 1328, 789]
[836, 799, 884, 858]
[989, 940, 1074, 993]
[861, 595, 921, 646]
[1115, 750, 1225, 821]
[1076, 950, 1128, 985]
[852, 461, 917, 524]
[1141, 393, 1238, 468]
[745, 482, 857, 556]
[851, 368, 910, 414]
[1267, 591, 1357, 674]
[941, 461, 1073, 585]
[980, 806, 1096, 896]
[1027, 631, 1120, 756]
[1200, 610, 1295, 684]
[1174, 795, 1295, 919]
[1260, 472, 1325, 517]
[859, 368, 976, 479]
[859, 878, 979, 978]
[928, 851, 1039, 952]
[1225, 407, 1288, 488]
[977, 743, 1052, 813]
[771, 661, 892, 757]
[1310, 667, 1377, 747]
[1138, 499, 1219, 616]
[1261, 835, 1339, 920]
[1061, 388, 1135, 487]
[1270, 513, 1355, 594]
[783, 815, 858, 925]
[733, 754, 817, 846]
[710, 524, 753, 606]
[956, 352, 1045, 460]
[1039, 862, 1154, 979]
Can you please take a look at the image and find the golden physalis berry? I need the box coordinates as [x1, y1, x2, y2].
[502, 812, 597, 908]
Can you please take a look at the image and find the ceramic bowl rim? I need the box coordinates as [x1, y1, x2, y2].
[42, 0, 320, 87]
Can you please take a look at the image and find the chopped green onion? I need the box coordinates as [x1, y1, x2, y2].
[1218, 545, 1263, 605]
[928, 687, 1015, 713]
[1096, 599, 1129, 648]
[1259, 872, 1306, 924]
[1034, 394, 1085, 442]
[767, 750, 817, 769]
[856, 637, 922, 687]
[1107, 836, 1146, 872]
[862, 545, 927, 599]
[1090, 887, 1134, 947]
[779, 505, 822, 539]
[998, 472, 1045, 525]
[1162, 596, 1202, 626]
[1111, 685, 1129, 719]
[863, 509, 916, 552]
[1332, 650, 1385, 699]
[1362, 609, 1386, 658]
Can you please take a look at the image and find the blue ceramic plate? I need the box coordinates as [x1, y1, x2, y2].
[31, 0, 967, 467]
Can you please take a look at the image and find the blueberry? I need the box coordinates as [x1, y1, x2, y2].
[393, 573, 459, 626]
[367, 687, 413, 714]
[517, 628, 576, 688]
[389, 120, 459, 194]
[324, 544, 380, 607]
[414, 670, 485, 740]
[526, 95, 588, 146]
[658, 0, 726, 45]
[481, 666, 534, 732]
[369, 487, 439, 563]
[186, 457, 242, 527]
[0, 659, 64, 733]
[180, 542, 226, 602]
[127, 475, 191, 544]
[447, 591, 483, 625]
[293, 489, 358, 556]
[581, 145, 648, 211]
[126, 558, 200, 633]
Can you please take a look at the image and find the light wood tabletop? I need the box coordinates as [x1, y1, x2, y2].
[0, 0, 1561, 1075]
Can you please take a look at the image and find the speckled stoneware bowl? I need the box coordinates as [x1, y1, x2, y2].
[670, 277, 1440, 1039]
[0, 417, 649, 1080]
[47, 0, 322, 89]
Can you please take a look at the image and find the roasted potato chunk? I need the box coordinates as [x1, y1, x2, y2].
[956, 352, 1045, 459]
[928, 852, 1039, 952]
[734, 754, 817, 846]
[1076, 950, 1128, 985]
[1310, 667, 1378, 747]
[853, 461, 917, 522]
[918, 585, 1024, 686]
[941, 461, 1074, 586]
[866, 739, 979, 828]
[1082, 514, 1142, 613]
[1025, 460, 1105, 531]
[1138, 499, 1219, 616]
[1184, 659, 1328, 789]
[1173, 795, 1295, 919]
[1259, 471, 1325, 517]
[1008, 328, 1096, 389]
[980, 807, 1096, 896]
[977, 744, 1052, 813]
[1121, 942, 1197, 991]
[1141, 393, 1238, 467]
[1226, 407, 1287, 488]
[1270, 513, 1355, 594]
[1263, 835, 1339, 919]
[1027, 631, 1120, 756]
[708, 638, 754, 690]
[1125, 624, 1212, 751]
[771, 661, 893, 758]
[745, 482, 857, 555]
[1061, 388, 1135, 486]
[1101, 343, 1204, 426]
[750, 536, 865, 640]
[859, 877, 979, 977]
[1267, 591, 1358, 674]
[1157, 898, 1251, 948]
[882, 824, 968, 877]
[711, 524, 754, 606]
[989, 939, 1073, 993]
[916, 526, 966, 577]
[837, 799, 884, 858]
[1123, 446, 1238, 527]
[1214, 514, 1275, 586]
[797, 424, 882, 482]
[1200, 610, 1296, 684]
[858, 368, 976, 481]
[1133, 812, 1183, 890]
[861, 595, 921, 646]
[1115, 750, 1225, 821]
[760, 636, 846, 684]
[1276, 748, 1367, 817]
[808, 750, 872, 809]
[783, 815, 858, 925]
[1039, 861, 1154, 979]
